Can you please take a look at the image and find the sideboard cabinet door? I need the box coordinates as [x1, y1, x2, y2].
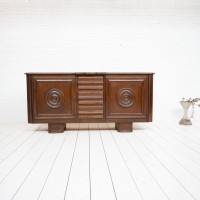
[31, 75, 76, 122]
[105, 75, 150, 120]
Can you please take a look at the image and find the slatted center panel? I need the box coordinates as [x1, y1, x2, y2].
[77, 76, 104, 119]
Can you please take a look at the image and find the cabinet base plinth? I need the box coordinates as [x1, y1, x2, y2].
[115, 122, 133, 132]
[48, 123, 66, 133]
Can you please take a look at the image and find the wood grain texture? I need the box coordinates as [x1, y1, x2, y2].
[26, 73, 154, 133]
[77, 76, 104, 119]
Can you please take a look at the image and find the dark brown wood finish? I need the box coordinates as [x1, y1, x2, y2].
[105, 74, 148, 119]
[32, 75, 76, 120]
[115, 122, 133, 132]
[48, 123, 66, 133]
[77, 76, 104, 119]
[25, 72, 154, 133]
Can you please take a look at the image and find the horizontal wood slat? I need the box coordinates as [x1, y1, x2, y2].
[79, 110, 103, 114]
[78, 100, 103, 105]
[78, 95, 103, 99]
[78, 76, 103, 82]
[78, 91, 103, 95]
[78, 81, 103, 85]
[78, 85, 103, 90]
[78, 76, 104, 119]
[78, 114, 104, 119]
[79, 105, 103, 110]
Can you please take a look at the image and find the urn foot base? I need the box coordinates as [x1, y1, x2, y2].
[179, 118, 192, 125]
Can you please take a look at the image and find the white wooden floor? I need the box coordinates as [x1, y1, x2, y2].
[0, 122, 200, 200]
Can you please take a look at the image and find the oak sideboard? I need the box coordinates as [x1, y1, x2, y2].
[25, 72, 154, 133]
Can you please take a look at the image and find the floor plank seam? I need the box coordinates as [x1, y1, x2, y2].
[0, 127, 40, 164]
[107, 126, 145, 200]
[37, 130, 68, 200]
[157, 122, 200, 146]
[148, 124, 200, 157]
[10, 136, 55, 200]
[98, 123, 118, 200]
[0, 128, 45, 184]
[0, 122, 200, 200]
[134, 133, 199, 200]
[144, 124, 200, 166]
[63, 124, 79, 200]
[88, 124, 92, 200]
[143, 130, 200, 182]
[121, 132, 170, 200]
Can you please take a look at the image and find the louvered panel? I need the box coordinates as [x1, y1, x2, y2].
[78, 76, 104, 119]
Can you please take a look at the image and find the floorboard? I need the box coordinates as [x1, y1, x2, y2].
[37, 124, 79, 200]
[89, 123, 116, 200]
[99, 123, 143, 200]
[108, 124, 169, 200]
[64, 123, 90, 200]
[0, 122, 199, 200]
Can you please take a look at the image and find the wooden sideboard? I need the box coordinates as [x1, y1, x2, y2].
[25, 72, 154, 133]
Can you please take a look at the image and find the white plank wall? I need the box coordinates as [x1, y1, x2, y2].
[0, 0, 200, 123]
[0, 122, 200, 200]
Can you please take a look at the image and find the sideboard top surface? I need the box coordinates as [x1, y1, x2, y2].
[25, 72, 155, 75]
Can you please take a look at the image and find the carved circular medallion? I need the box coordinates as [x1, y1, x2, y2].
[116, 88, 135, 108]
[46, 88, 65, 109]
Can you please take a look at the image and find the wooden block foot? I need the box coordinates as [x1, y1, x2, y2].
[115, 122, 133, 132]
[48, 123, 66, 133]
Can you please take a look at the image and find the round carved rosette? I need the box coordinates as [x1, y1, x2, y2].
[46, 88, 65, 109]
[116, 88, 135, 108]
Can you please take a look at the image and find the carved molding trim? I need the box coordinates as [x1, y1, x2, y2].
[46, 88, 65, 109]
[116, 88, 135, 108]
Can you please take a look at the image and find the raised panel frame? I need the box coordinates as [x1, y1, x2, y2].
[105, 75, 149, 119]
[32, 75, 76, 121]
